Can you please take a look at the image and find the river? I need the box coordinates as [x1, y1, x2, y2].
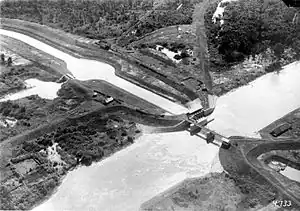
[0, 29, 300, 211]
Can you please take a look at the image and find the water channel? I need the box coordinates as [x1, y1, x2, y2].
[0, 29, 299, 211]
[0, 78, 61, 102]
[281, 166, 300, 182]
[0, 29, 189, 115]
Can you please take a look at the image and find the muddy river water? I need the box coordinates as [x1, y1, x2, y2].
[0, 29, 300, 211]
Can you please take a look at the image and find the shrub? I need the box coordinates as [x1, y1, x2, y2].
[81, 154, 93, 166]
[264, 61, 281, 72]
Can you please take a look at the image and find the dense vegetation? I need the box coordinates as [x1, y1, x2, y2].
[1, 53, 12, 66]
[205, 0, 300, 63]
[1, 0, 298, 66]
[0, 101, 28, 120]
[0, 0, 195, 40]
[20, 116, 135, 166]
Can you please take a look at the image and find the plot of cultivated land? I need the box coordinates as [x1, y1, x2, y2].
[0, 35, 70, 77]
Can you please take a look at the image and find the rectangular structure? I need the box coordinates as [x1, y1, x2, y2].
[190, 125, 202, 136]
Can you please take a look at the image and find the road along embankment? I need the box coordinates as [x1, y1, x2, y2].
[245, 139, 300, 207]
[219, 137, 300, 209]
[0, 34, 70, 77]
[264, 155, 300, 171]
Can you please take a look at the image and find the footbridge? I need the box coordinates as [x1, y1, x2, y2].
[185, 107, 231, 149]
[154, 107, 231, 149]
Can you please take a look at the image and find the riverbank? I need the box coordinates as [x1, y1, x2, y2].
[259, 108, 300, 171]
[0, 49, 63, 99]
[140, 62, 300, 210]
[0, 21, 193, 210]
[0, 99, 142, 209]
[0, 25, 193, 115]
[0, 90, 186, 210]
[0, 19, 199, 106]
[1, 38, 298, 211]
[0, 9, 298, 211]
[2, 18, 293, 108]
[141, 134, 300, 211]
[0, 34, 70, 77]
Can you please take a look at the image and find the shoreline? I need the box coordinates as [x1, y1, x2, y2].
[31, 128, 145, 211]
[0, 19, 299, 211]
[0, 19, 197, 105]
[140, 107, 300, 210]
[216, 61, 299, 97]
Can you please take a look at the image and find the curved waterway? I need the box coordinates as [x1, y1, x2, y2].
[0, 29, 189, 115]
[0, 29, 300, 211]
[281, 166, 300, 182]
[0, 78, 61, 102]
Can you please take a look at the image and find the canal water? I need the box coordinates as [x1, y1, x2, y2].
[0, 78, 61, 102]
[281, 166, 300, 182]
[0, 29, 189, 115]
[0, 29, 300, 211]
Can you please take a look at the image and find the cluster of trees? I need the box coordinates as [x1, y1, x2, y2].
[1, 54, 12, 66]
[20, 119, 134, 166]
[1, 67, 26, 78]
[206, 0, 300, 63]
[1, 0, 298, 67]
[0, 66, 28, 96]
[22, 139, 43, 153]
[0, 101, 27, 119]
[0, 0, 195, 40]
[0, 186, 13, 210]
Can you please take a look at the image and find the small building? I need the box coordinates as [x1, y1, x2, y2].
[96, 41, 111, 50]
[206, 132, 215, 144]
[270, 123, 291, 137]
[190, 125, 202, 136]
[221, 142, 231, 149]
[104, 96, 114, 105]
[92, 92, 98, 97]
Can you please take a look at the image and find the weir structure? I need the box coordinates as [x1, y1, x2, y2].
[176, 107, 232, 150]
